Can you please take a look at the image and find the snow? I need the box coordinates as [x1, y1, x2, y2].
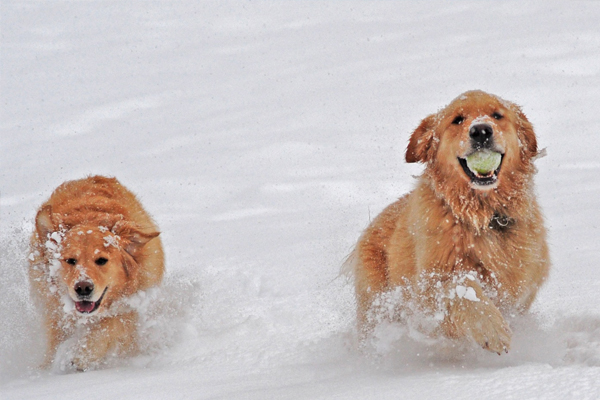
[469, 116, 494, 128]
[454, 285, 480, 302]
[2, 1, 600, 399]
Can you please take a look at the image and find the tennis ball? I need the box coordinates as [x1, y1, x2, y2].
[466, 150, 502, 174]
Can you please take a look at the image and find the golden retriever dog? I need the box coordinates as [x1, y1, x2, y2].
[351, 90, 549, 354]
[29, 175, 164, 371]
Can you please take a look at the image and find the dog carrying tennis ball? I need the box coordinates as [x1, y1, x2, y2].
[466, 150, 502, 174]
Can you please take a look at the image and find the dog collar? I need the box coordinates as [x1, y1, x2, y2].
[489, 213, 514, 231]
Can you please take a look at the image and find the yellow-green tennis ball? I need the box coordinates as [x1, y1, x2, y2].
[466, 151, 502, 174]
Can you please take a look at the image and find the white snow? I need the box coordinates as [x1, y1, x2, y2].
[455, 286, 480, 302]
[469, 116, 494, 129]
[2, 1, 600, 399]
[103, 234, 120, 248]
[49, 232, 63, 244]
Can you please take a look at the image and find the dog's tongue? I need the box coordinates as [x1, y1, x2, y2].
[75, 301, 96, 313]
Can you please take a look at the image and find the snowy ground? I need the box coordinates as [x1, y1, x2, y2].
[2, 1, 600, 399]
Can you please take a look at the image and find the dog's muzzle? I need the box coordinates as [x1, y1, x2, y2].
[73, 283, 107, 314]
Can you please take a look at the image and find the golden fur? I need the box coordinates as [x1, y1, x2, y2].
[29, 175, 164, 370]
[352, 91, 549, 354]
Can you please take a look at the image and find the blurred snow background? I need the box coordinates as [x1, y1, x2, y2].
[2, 1, 600, 398]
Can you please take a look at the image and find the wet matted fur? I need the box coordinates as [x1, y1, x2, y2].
[29, 175, 164, 370]
[351, 91, 549, 354]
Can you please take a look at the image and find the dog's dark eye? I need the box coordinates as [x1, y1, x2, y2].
[95, 257, 108, 266]
[492, 112, 504, 120]
[65, 258, 77, 265]
[452, 116, 465, 125]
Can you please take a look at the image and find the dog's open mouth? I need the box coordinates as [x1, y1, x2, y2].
[458, 152, 504, 186]
[75, 287, 107, 314]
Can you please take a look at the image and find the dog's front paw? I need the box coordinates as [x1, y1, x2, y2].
[448, 293, 512, 355]
[71, 355, 92, 372]
[469, 303, 512, 354]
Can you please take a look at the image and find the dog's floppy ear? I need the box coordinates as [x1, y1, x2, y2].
[406, 114, 437, 163]
[514, 106, 537, 158]
[120, 251, 141, 286]
[112, 221, 160, 259]
[35, 205, 55, 239]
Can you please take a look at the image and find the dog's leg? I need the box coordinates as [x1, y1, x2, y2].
[34, 286, 71, 369]
[354, 251, 388, 336]
[72, 311, 138, 371]
[42, 310, 69, 368]
[438, 278, 512, 354]
[354, 198, 408, 337]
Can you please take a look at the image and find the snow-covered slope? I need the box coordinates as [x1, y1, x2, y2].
[2, 1, 600, 399]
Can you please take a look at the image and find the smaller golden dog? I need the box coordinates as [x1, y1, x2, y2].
[29, 175, 164, 371]
[351, 91, 549, 354]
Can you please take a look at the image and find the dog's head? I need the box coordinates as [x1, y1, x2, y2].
[35, 208, 159, 315]
[406, 90, 538, 193]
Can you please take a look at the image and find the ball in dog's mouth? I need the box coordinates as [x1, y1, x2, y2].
[75, 287, 107, 314]
[466, 150, 502, 174]
[458, 150, 504, 186]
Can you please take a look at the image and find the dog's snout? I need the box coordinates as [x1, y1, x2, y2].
[469, 123, 493, 146]
[74, 281, 94, 297]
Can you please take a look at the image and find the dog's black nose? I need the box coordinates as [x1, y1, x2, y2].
[469, 123, 493, 147]
[75, 281, 94, 297]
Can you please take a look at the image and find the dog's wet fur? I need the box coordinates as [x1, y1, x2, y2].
[29, 176, 164, 370]
[351, 91, 549, 354]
